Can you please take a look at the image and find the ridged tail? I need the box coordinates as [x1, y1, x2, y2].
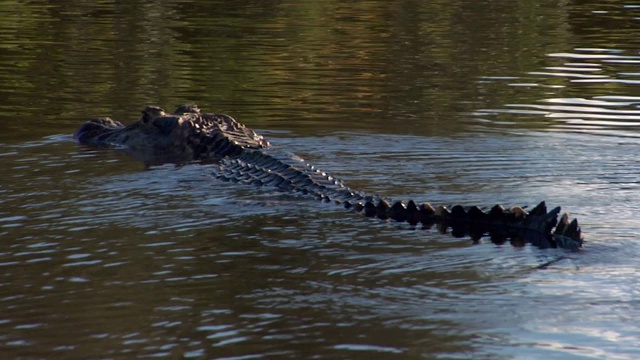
[213, 149, 366, 202]
[212, 149, 583, 250]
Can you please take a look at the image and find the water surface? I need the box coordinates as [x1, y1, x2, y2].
[1, 1, 640, 359]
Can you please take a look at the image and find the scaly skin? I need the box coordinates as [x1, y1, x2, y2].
[75, 104, 268, 164]
[75, 105, 583, 250]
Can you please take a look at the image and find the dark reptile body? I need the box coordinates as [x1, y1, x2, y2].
[75, 105, 583, 250]
[75, 105, 269, 164]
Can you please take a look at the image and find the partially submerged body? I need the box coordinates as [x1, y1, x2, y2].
[75, 105, 583, 250]
[75, 104, 269, 165]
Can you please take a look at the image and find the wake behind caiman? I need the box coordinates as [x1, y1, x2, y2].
[74, 105, 582, 250]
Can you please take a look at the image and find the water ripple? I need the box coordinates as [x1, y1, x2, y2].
[475, 47, 640, 136]
[2, 1, 640, 359]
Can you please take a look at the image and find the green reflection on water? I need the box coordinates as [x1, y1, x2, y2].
[0, 0, 586, 143]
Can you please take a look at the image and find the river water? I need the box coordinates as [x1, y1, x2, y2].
[1, 0, 640, 359]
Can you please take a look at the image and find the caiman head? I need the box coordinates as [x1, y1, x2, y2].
[75, 103, 268, 165]
[75, 105, 198, 145]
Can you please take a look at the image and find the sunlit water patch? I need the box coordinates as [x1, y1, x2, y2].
[475, 47, 640, 137]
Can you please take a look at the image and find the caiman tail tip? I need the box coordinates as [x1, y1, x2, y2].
[526, 203, 583, 250]
[553, 213, 583, 250]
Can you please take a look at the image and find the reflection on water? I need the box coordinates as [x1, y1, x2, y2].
[475, 47, 640, 136]
[2, 0, 640, 359]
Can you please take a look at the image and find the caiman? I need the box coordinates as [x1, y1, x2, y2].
[75, 105, 583, 250]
